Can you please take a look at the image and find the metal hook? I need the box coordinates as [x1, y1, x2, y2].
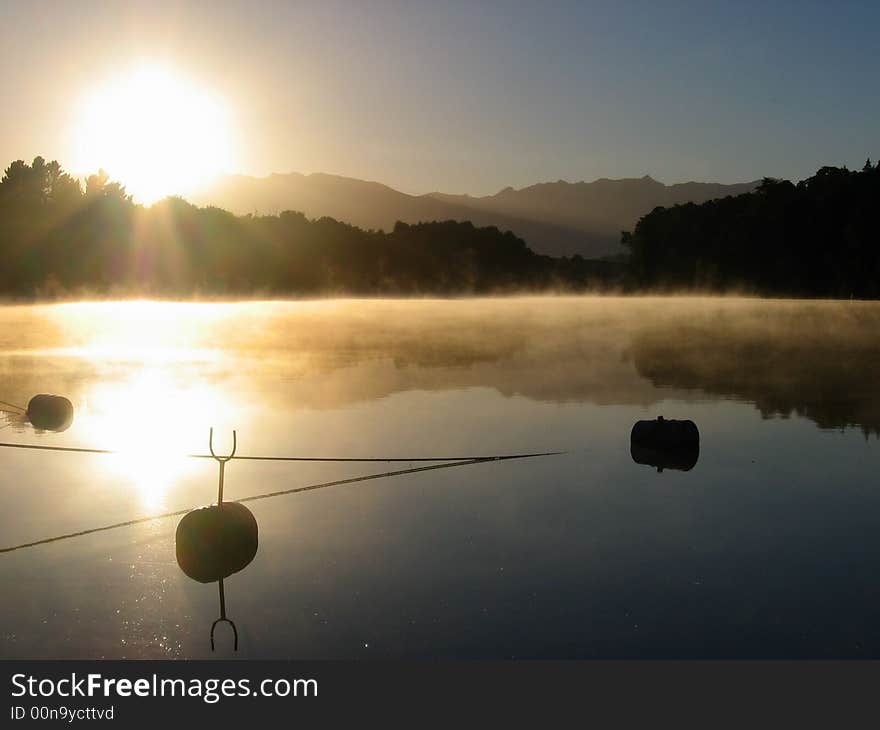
[209, 427, 237, 461]
[210, 579, 239, 651]
[208, 427, 237, 504]
[210, 618, 238, 651]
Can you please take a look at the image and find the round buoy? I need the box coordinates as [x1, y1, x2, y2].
[175, 502, 258, 583]
[630, 417, 700, 472]
[26, 394, 74, 432]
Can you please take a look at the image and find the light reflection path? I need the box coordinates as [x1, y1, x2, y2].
[0, 452, 561, 554]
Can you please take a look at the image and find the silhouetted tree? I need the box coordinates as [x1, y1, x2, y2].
[0, 156, 622, 298]
[622, 162, 880, 297]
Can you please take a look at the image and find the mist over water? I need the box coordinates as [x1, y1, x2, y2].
[1, 296, 878, 658]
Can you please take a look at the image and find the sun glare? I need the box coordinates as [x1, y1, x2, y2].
[72, 64, 234, 204]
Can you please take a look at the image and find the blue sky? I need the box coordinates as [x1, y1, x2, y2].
[1, 0, 878, 194]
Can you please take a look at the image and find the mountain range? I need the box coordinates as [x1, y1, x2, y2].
[191, 173, 759, 258]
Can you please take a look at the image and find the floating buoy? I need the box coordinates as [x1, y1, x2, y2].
[26, 394, 74, 432]
[175, 429, 256, 651]
[175, 502, 258, 584]
[630, 416, 699, 472]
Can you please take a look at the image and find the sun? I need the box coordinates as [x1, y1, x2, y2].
[72, 64, 234, 204]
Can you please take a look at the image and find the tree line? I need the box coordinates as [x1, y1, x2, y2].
[3, 156, 877, 299]
[622, 161, 880, 297]
[0, 157, 617, 298]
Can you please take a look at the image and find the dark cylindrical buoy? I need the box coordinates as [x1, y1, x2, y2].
[630, 416, 700, 472]
[176, 502, 258, 583]
[26, 394, 74, 432]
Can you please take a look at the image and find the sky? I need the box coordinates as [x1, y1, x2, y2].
[1, 0, 878, 197]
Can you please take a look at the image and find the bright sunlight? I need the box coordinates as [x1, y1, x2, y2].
[71, 64, 234, 204]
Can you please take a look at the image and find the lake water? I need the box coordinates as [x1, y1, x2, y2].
[1, 296, 879, 659]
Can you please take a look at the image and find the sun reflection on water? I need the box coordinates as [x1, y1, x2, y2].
[79, 369, 232, 509]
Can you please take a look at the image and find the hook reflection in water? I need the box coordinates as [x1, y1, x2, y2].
[175, 502, 258, 652]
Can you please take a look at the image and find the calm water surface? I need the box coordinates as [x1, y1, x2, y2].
[1, 296, 878, 658]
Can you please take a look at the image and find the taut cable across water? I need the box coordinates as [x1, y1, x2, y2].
[0, 440, 559, 463]
[0, 434, 562, 554]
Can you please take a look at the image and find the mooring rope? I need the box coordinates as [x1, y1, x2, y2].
[0, 440, 561, 463]
[0, 453, 555, 554]
[0, 399, 25, 413]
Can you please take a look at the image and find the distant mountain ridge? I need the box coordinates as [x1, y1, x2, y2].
[191, 172, 759, 258]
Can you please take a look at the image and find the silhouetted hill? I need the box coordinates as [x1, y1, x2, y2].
[429, 176, 758, 254]
[192, 172, 758, 258]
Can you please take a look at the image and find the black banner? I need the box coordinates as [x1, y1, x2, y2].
[2, 661, 877, 726]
